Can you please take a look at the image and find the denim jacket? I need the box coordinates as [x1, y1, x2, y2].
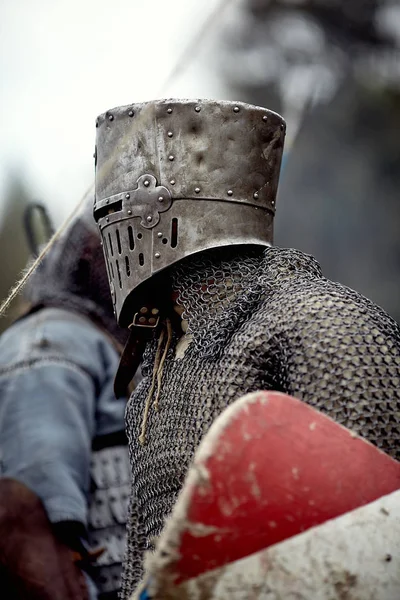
[0, 307, 129, 598]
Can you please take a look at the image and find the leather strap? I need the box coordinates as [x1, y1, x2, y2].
[113, 308, 161, 398]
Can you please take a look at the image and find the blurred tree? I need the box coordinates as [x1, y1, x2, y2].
[275, 80, 400, 324]
[0, 175, 32, 332]
[218, 0, 400, 322]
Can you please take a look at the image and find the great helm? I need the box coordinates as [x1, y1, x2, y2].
[94, 99, 285, 326]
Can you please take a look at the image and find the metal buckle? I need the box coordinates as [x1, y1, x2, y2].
[128, 307, 160, 329]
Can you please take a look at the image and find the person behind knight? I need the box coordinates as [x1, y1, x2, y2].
[0, 196, 132, 599]
[93, 99, 400, 599]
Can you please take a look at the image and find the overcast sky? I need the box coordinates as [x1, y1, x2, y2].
[0, 0, 233, 224]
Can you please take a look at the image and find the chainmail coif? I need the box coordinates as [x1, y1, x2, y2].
[121, 246, 400, 598]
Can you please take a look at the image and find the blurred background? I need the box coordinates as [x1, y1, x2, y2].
[1, 0, 399, 329]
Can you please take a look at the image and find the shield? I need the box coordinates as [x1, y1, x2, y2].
[135, 391, 400, 599]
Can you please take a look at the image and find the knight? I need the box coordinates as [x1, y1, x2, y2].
[93, 99, 400, 598]
[0, 196, 132, 599]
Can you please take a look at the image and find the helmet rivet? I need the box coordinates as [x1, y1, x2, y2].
[195, 187, 200, 194]
[280, 123, 285, 130]
[167, 108, 173, 114]
[128, 209, 132, 215]
[125, 193, 130, 199]
[168, 155, 174, 161]
[195, 106, 201, 112]
[272, 199, 275, 205]
[253, 192, 259, 199]
[233, 106, 240, 113]
[155, 252, 161, 258]
[144, 180, 150, 187]
[157, 232, 163, 238]
[170, 179, 175, 185]
[106, 217, 109, 222]
[158, 196, 164, 202]
[167, 131, 173, 138]
[227, 190, 233, 196]
[262, 115, 268, 122]
[147, 215, 152, 222]
[106, 198, 109, 204]
[128, 110, 134, 117]
[95, 119, 99, 128]
[108, 114, 114, 121]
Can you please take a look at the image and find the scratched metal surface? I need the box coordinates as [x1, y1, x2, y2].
[93, 99, 285, 325]
[95, 100, 285, 209]
[131, 392, 400, 600]
[142, 490, 400, 600]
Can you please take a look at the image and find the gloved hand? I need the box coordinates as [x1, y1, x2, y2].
[0, 478, 89, 600]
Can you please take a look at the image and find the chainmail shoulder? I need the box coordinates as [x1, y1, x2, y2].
[121, 246, 400, 598]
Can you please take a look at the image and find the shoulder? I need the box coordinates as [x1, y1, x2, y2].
[0, 307, 119, 376]
[257, 247, 400, 342]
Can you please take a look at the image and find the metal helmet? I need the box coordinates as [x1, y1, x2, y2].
[93, 99, 285, 326]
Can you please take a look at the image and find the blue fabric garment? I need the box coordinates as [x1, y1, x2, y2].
[84, 572, 99, 600]
[0, 307, 127, 527]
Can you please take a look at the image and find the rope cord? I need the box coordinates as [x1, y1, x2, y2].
[0, 0, 233, 319]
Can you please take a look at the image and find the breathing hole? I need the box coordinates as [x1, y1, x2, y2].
[137, 232, 143, 240]
[116, 229, 122, 254]
[139, 253, 144, 266]
[109, 261, 114, 279]
[162, 238, 168, 244]
[108, 233, 114, 256]
[128, 226, 135, 250]
[171, 218, 178, 248]
[116, 260, 122, 289]
[125, 256, 130, 276]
